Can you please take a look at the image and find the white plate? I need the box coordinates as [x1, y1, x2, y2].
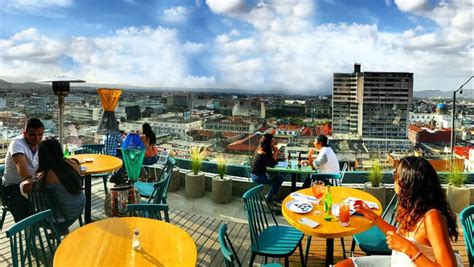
[84, 158, 94, 163]
[286, 200, 313, 214]
[332, 204, 356, 217]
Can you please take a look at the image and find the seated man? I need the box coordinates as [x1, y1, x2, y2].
[303, 134, 340, 188]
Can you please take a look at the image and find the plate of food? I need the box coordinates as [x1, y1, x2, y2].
[286, 200, 313, 214]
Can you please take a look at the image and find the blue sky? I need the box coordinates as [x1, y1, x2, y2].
[0, 0, 472, 94]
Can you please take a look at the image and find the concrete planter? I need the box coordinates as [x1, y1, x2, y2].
[447, 185, 470, 213]
[212, 175, 233, 204]
[168, 167, 180, 192]
[185, 172, 205, 199]
[363, 182, 386, 209]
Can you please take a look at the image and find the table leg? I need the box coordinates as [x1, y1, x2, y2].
[326, 238, 334, 266]
[291, 173, 297, 192]
[84, 174, 92, 224]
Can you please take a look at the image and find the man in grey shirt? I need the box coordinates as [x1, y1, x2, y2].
[2, 118, 44, 222]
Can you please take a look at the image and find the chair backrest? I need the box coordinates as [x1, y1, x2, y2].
[243, 185, 278, 250]
[6, 209, 61, 267]
[460, 205, 474, 267]
[77, 144, 105, 154]
[126, 203, 169, 222]
[218, 223, 242, 267]
[381, 193, 398, 225]
[148, 157, 175, 205]
[28, 187, 75, 223]
[311, 173, 342, 187]
[340, 163, 348, 184]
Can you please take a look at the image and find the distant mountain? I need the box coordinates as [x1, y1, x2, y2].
[0, 79, 48, 89]
[414, 89, 474, 99]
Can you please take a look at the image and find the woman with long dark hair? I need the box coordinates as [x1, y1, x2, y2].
[250, 133, 283, 203]
[140, 123, 158, 165]
[337, 156, 462, 266]
[36, 138, 85, 235]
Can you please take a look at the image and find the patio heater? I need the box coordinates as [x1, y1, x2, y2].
[96, 88, 122, 135]
[36, 76, 85, 146]
[451, 76, 473, 159]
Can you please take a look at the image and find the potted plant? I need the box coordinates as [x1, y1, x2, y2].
[446, 159, 469, 213]
[212, 156, 232, 204]
[364, 159, 386, 208]
[185, 146, 206, 198]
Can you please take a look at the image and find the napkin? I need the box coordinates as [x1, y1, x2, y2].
[290, 192, 319, 204]
[19, 180, 31, 199]
[344, 197, 380, 210]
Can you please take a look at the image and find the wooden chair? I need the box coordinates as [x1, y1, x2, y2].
[126, 203, 169, 222]
[460, 205, 474, 267]
[243, 185, 305, 267]
[6, 209, 61, 267]
[218, 223, 281, 267]
[350, 193, 398, 256]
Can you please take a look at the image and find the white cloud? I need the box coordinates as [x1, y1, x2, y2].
[205, 0, 246, 15]
[394, 0, 430, 12]
[3, 0, 74, 12]
[162, 6, 190, 23]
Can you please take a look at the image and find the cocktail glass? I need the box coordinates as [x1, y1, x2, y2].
[311, 180, 325, 214]
[339, 202, 350, 226]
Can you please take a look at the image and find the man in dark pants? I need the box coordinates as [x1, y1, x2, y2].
[2, 118, 44, 222]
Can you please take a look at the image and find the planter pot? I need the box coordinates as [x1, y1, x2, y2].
[212, 175, 233, 204]
[167, 167, 180, 192]
[363, 182, 386, 209]
[447, 185, 470, 213]
[185, 172, 205, 199]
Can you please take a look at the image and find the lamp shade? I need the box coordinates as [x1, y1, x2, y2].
[121, 133, 145, 181]
[97, 88, 122, 135]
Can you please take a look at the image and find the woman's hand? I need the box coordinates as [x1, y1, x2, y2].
[386, 231, 419, 255]
[354, 201, 378, 221]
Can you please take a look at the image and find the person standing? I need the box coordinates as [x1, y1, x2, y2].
[2, 118, 44, 222]
[250, 133, 284, 204]
[303, 134, 340, 187]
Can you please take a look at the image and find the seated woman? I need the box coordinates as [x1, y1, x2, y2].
[140, 123, 158, 166]
[35, 138, 85, 235]
[250, 133, 283, 204]
[336, 156, 463, 267]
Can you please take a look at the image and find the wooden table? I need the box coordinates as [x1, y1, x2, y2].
[73, 154, 123, 223]
[268, 162, 316, 192]
[54, 217, 197, 266]
[282, 187, 383, 266]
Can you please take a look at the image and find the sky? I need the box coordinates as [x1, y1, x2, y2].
[0, 0, 472, 94]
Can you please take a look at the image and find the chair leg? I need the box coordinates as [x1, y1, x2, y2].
[284, 257, 289, 267]
[102, 176, 108, 193]
[164, 210, 170, 223]
[78, 215, 83, 227]
[298, 240, 305, 267]
[305, 235, 312, 266]
[350, 239, 356, 257]
[250, 253, 256, 266]
[340, 237, 346, 259]
[0, 208, 7, 231]
[264, 256, 268, 263]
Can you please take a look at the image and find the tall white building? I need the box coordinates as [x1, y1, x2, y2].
[332, 64, 413, 139]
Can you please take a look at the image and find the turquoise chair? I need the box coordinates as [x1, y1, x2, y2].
[135, 157, 175, 202]
[126, 203, 169, 222]
[76, 144, 109, 192]
[350, 193, 398, 256]
[460, 205, 474, 267]
[6, 209, 61, 267]
[218, 223, 281, 267]
[243, 185, 305, 267]
[0, 164, 9, 231]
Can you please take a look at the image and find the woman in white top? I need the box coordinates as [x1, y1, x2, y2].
[336, 156, 463, 267]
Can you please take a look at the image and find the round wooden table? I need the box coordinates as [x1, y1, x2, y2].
[53, 217, 197, 266]
[282, 187, 383, 265]
[72, 154, 123, 223]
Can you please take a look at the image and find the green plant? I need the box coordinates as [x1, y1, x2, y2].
[368, 159, 383, 187]
[447, 160, 467, 187]
[190, 146, 206, 175]
[216, 156, 228, 179]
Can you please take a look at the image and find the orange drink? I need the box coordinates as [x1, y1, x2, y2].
[339, 203, 350, 226]
[312, 181, 325, 200]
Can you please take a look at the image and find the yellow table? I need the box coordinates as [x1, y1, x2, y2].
[54, 217, 197, 267]
[282, 187, 383, 265]
[72, 154, 123, 223]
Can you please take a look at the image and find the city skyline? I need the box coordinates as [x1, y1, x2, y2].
[1, 0, 472, 94]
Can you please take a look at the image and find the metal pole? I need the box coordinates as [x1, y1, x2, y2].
[58, 95, 65, 146]
[450, 91, 456, 159]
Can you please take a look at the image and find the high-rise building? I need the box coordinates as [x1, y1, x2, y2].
[332, 64, 413, 139]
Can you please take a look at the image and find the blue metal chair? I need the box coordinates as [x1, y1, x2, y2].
[218, 223, 281, 267]
[460, 205, 474, 267]
[350, 193, 398, 256]
[6, 209, 61, 267]
[126, 203, 169, 222]
[243, 185, 304, 267]
[76, 144, 109, 192]
[0, 164, 9, 231]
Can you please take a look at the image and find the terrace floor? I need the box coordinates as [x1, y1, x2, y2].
[0, 178, 470, 266]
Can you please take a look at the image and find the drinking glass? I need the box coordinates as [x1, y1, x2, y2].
[311, 180, 325, 213]
[339, 202, 350, 227]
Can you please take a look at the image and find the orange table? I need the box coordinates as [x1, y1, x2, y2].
[282, 187, 383, 266]
[73, 154, 123, 223]
[54, 217, 197, 266]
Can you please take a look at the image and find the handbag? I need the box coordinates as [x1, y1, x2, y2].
[104, 185, 141, 217]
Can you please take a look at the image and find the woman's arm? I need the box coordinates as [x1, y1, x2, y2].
[354, 202, 397, 234]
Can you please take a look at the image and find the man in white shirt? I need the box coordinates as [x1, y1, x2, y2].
[303, 134, 340, 187]
[2, 118, 44, 222]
